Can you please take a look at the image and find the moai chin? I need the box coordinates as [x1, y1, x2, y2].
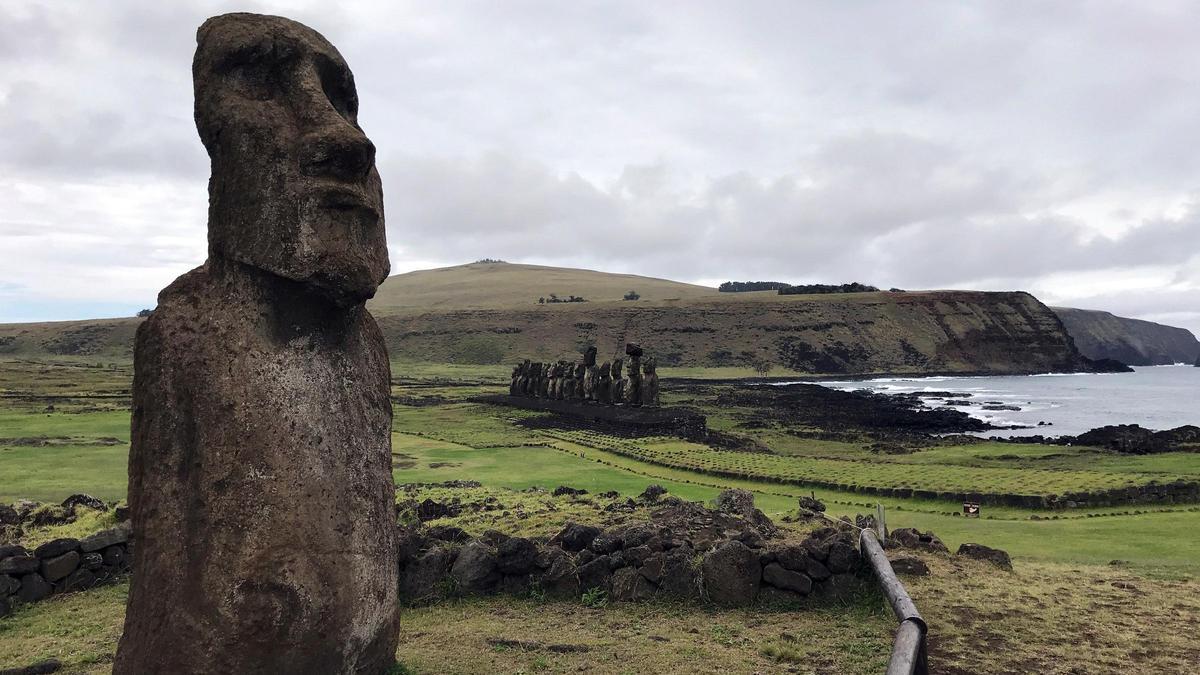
[115, 14, 399, 674]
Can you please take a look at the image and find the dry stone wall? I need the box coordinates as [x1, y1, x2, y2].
[0, 525, 132, 617]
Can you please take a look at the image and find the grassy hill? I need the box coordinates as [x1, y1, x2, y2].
[0, 262, 1096, 375]
[368, 261, 717, 311]
[1053, 307, 1200, 366]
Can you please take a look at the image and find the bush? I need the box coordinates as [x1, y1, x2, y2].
[623, 290, 640, 301]
[777, 282, 879, 295]
[718, 281, 791, 293]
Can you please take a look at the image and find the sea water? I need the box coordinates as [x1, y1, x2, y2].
[804, 365, 1200, 438]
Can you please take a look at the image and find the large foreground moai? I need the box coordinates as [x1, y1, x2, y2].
[115, 13, 399, 674]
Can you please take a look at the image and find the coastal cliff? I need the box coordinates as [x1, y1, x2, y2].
[1053, 307, 1200, 366]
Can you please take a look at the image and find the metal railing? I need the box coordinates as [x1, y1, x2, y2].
[859, 528, 929, 675]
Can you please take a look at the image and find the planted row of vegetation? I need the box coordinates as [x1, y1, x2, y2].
[539, 429, 1200, 508]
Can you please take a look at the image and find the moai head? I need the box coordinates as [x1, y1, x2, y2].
[612, 358, 624, 378]
[193, 13, 389, 306]
[583, 346, 597, 367]
[643, 358, 655, 375]
[625, 342, 643, 359]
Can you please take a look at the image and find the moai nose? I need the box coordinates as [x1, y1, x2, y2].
[300, 131, 376, 181]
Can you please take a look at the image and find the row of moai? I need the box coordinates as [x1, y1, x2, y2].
[510, 343, 660, 407]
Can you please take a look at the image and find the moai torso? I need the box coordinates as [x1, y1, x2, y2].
[116, 14, 398, 674]
[612, 358, 626, 404]
[597, 362, 612, 404]
[642, 359, 660, 407]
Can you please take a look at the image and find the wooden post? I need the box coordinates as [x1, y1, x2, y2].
[876, 503, 887, 541]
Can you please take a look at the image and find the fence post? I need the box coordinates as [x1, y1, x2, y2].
[875, 503, 887, 541]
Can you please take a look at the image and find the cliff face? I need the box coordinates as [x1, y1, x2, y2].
[1053, 307, 1200, 366]
[0, 282, 1097, 376]
[378, 290, 1095, 375]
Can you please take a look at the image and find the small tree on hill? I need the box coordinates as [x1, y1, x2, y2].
[623, 290, 640, 301]
[752, 360, 773, 376]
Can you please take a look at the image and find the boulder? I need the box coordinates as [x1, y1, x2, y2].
[0, 544, 29, 560]
[639, 485, 667, 502]
[81, 553, 104, 571]
[956, 543, 1013, 570]
[400, 547, 456, 603]
[0, 595, 8, 618]
[552, 486, 588, 497]
[658, 549, 701, 600]
[0, 556, 40, 575]
[450, 541, 500, 593]
[714, 489, 776, 534]
[773, 545, 810, 573]
[0, 659, 62, 675]
[102, 546, 126, 568]
[639, 553, 666, 584]
[811, 573, 868, 603]
[40, 551, 80, 583]
[804, 557, 832, 582]
[610, 567, 656, 601]
[61, 494, 107, 512]
[17, 573, 52, 603]
[577, 556, 612, 592]
[552, 522, 601, 552]
[888, 528, 949, 553]
[889, 557, 930, 577]
[1, 574, 20, 596]
[33, 538, 79, 560]
[826, 541, 859, 574]
[762, 563, 813, 595]
[537, 550, 578, 598]
[496, 537, 539, 575]
[426, 525, 470, 543]
[588, 529, 624, 555]
[702, 540, 761, 606]
[79, 525, 131, 553]
[798, 495, 826, 513]
[57, 568, 96, 593]
[0, 504, 19, 525]
[416, 499, 455, 522]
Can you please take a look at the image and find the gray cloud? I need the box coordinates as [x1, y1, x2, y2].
[1, 0, 1199, 336]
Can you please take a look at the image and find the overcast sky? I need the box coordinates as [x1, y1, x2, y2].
[2, 1, 1199, 336]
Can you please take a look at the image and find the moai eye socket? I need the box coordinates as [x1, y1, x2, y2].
[316, 55, 359, 124]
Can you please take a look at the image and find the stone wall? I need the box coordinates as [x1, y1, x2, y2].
[0, 525, 132, 616]
[397, 494, 868, 608]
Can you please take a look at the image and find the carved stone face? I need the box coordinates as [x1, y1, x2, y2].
[193, 13, 389, 306]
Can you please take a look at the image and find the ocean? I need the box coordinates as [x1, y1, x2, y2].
[805, 365, 1200, 438]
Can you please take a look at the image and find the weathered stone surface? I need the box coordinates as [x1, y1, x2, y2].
[0, 544, 29, 560]
[0, 658, 63, 675]
[577, 556, 612, 591]
[0, 574, 20, 596]
[57, 568, 97, 593]
[610, 567, 655, 601]
[451, 541, 500, 593]
[888, 528, 949, 553]
[0, 595, 9, 618]
[773, 545, 810, 572]
[537, 549, 579, 598]
[17, 573, 52, 603]
[889, 557, 930, 577]
[0, 556, 39, 575]
[812, 573, 868, 603]
[33, 539, 79, 560]
[497, 537, 539, 575]
[639, 553, 666, 583]
[101, 546, 126, 568]
[400, 547, 456, 602]
[79, 525, 130, 553]
[40, 551, 80, 583]
[114, 13, 398, 675]
[956, 543, 1013, 570]
[826, 541, 859, 574]
[0, 504, 19, 525]
[61, 494, 106, 512]
[81, 553, 104, 571]
[702, 540, 761, 606]
[553, 522, 601, 552]
[804, 557, 832, 582]
[762, 563, 813, 595]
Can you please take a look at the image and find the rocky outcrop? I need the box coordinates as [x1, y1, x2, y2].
[1054, 307, 1200, 366]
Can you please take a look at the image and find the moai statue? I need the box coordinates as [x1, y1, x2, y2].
[573, 363, 586, 401]
[539, 362, 552, 398]
[611, 358, 626, 405]
[518, 359, 532, 396]
[561, 361, 575, 400]
[582, 346, 598, 401]
[547, 362, 558, 399]
[642, 358, 660, 407]
[596, 361, 612, 404]
[625, 343, 643, 407]
[115, 14, 398, 674]
[529, 362, 542, 397]
[510, 362, 522, 396]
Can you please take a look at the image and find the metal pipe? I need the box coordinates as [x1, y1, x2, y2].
[860, 529, 928, 675]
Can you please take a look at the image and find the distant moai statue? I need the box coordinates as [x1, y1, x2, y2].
[539, 362, 552, 398]
[518, 359, 532, 396]
[597, 361, 613, 404]
[562, 361, 575, 399]
[642, 358, 660, 407]
[582, 346, 598, 401]
[547, 361, 560, 399]
[611, 358, 626, 404]
[510, 362, 522, 395]
[625, 343, 644, 407]
[573, 363, 586, 400]
[115, 13, 398, 674]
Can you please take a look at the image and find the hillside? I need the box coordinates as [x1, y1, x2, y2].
[0, 262, 1103, 375]
[368, 262, 717, 311]
[1052, 307, 1200, 366]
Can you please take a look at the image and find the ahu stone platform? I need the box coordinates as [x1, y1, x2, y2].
[479, 395, 707, 436]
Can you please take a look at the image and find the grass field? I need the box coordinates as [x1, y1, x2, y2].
[4, 356, 1200, 673]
